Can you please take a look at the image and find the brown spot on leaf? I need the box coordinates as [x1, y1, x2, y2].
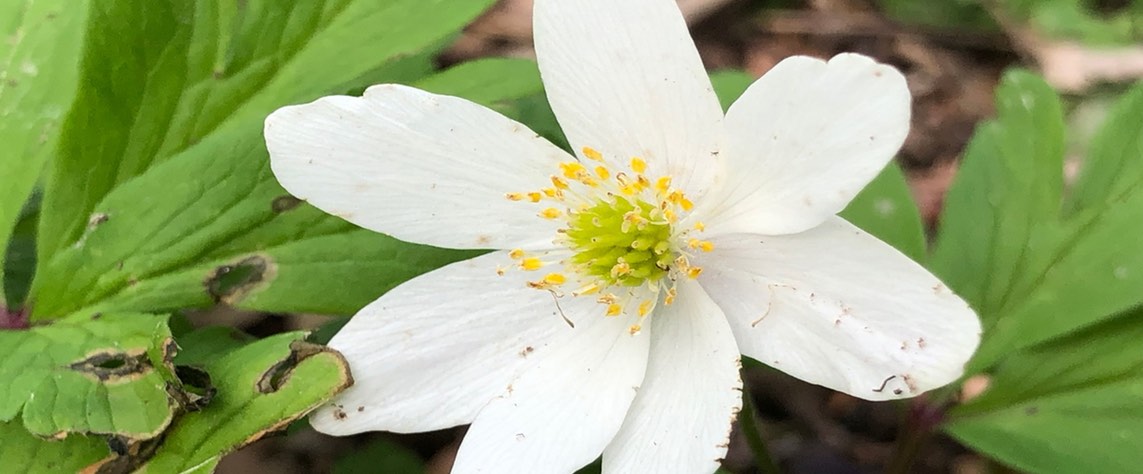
[256, 340, 353, 394]
[68, 350, 152, 383]
[205, 254, 276, 305]
[271, 195, 303, 213]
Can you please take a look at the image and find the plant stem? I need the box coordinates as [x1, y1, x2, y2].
[885, 397, 943, 474]
[739, 392, 782, 474]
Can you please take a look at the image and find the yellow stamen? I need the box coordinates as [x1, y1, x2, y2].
[595, 166, 611, 180]
[539, 208, 563, 219]
[693, 221, 706, 232]
[664, 287, 677, 305]
[543, 273, 567, 285]
[687, 266, 703, 279]
[655, 176, 672, 194]
[638, 300, 653, 317]
[610, 261, 631, 278]
[630, 157, 647, 174]
[527, 192, 543, 203]
[560, 162, 587, 179]
[583, 147, 604, 161]
[607, 303, 623, 316]
[698, 241, 714, 252]
[551, 176, 570, 190]
[520, 258, 543, 271]
[509, 249, 525, 259]
[506, 192, 525, 201]
[573, 283, 602, 296]
[628, 324, 642, 335]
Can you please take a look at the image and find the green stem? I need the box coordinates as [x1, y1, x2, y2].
[739, 392, 781, 474]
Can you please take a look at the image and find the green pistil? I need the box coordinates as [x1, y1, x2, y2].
[566, 196, 674, 287]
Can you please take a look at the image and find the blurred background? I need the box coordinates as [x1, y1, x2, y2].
[210, 1, 1143, 472]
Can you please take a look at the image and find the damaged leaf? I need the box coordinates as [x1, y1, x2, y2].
[0, 313, 180, 439]
[138, 333, 351, 472]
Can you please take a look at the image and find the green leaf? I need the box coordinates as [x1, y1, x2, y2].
[945, 308, 1143, 474]
[0, 313, 179, 439]
[0, 417, 108, 472]
[173, 326, 255, 367]
[3, 193, 38, 306]
[333, 437, 424, 474]
[29, 58, 553, 320]
[0, 0, 89, 305]
[138, 333, 351, 472]
[931, 70, 1143, 369]
[709, 69, 755, 111]
[1066, 80, 1143, 213]
[840, 164, 926, 262]
[36, 0, 497, 278]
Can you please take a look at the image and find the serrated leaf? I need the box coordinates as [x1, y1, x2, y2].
[944, 309, 1143, 474]
[0, 0, 88, 305]
[137, 333, 351, 472]
[29, 58, 554, 320]
[36, 0, 497, 281]
[931, 70, 1143, 370]
[0, 313, 178, 439]
[0, 417, 108, 472]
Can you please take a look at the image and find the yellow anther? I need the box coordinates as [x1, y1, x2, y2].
[598, 293, 618, 304]
[663, 208, 677, 223]
[542, 187, 562, 199]
[509, 249, 525, 259]
[539, 207, 563, 219]
[679, 197, 694, 211]
[638, 300, 653, 317]
[698, 241, 714, 252]
[623, 211, 646, 224]
[520, 258, 544, 271]
[573, 283, 601, 296]
[654, 177, 671, 194]
[583, 147, 604, 161]
[506, 192, 525, 201]
[595, 166, 610, 180]
[607, 303, 623, 316]
[527, 192, 543, 203]
[635, 174, 650, 190]
[630, 157, 647, 174]
[543, 273, 567, 285]
[560, 162, 588, 179]
[551, 176, 570, 190]
[628, 324, 642, 335]
[693, 221, 706, 232]
[688, 238, 701, 249]
[687, 266, 703, 279]
[664, 287, 677, 305]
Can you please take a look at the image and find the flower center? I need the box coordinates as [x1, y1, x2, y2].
[566, 196, 672, 287]
[503, 146, 713, 333]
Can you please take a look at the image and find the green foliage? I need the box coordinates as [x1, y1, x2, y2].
[34, 0, 498, 300]
[139, 333, 351, 472]
[0, 0, 89, 306]
[1004, 0, 1143, 46]
[0, 313, 179, 439]
[333, 438, 425, 474]
[0, 418, 108, 472]
[938, 74, 1143, 473]
[932, 71, 1143, 370]
[946, 309, 1143, 473]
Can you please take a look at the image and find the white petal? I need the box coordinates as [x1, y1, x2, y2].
[700, 54, 911, 236]
[310, 250, 596, 435]
[452, 306, 650, 473]
[266, 84, 570, 250]
[603, 280, 742, 474]
[533, 0, 724, 199]
[695, 217, 980, 401]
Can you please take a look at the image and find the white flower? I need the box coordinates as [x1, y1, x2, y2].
[264, 0, 981, 472]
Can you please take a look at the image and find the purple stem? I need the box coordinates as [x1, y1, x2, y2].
[0, 306, 28, 330]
